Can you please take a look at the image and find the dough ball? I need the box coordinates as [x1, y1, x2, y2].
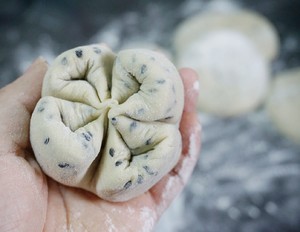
[174, 9, 279, 61]
[266, 68, 300, 144]
[30, 44, 184, 202]
[177, 30, 270, 117]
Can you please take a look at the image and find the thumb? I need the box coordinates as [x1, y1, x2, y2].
[12, 57, 48, 113]
[0, 58, 48, 153]
[5, 57, 48, 113]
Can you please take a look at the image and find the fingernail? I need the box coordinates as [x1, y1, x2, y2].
[36, 56, 48, 65]
[31, 57, 48, 67]
[24, 57, 48, 73]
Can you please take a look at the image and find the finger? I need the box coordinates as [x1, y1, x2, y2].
[149, 68, 201, 216]
[0, 58, 48, 154]
[180, 68, 199, 113]
[150, 114, 201, 216]
[3, 57, 48, 113]
[179, 68, 200, 154]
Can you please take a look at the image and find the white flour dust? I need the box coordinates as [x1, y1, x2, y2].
[179, 132, 200, 183]
[140, 207, 157, 232]
[193, 80, 200, 91]
[105, 214, 118, 232]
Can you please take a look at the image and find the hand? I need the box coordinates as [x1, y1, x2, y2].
[0, 58, 201, 232]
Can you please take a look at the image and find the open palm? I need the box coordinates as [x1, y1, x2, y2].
[0, 58, 201, 232]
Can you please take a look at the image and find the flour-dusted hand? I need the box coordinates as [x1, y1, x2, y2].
[30, 44, 184, 202]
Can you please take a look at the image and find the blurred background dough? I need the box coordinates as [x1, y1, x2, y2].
[177, 30, 269, 116]
[173, 8, 280, 117]
[267, 68, 300, 144]
[174, 9, 279, 61]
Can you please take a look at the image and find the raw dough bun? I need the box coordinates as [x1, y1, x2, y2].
[177, 30, 269, 117]
[174, 10, 279, 61]
[30, 44, 184, 202]
[266, 68, 300, 144]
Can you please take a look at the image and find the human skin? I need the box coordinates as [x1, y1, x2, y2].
[0, 58, 201, 232]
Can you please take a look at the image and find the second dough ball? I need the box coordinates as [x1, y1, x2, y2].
[177, 30, 270, 117]
[174, 10, 279, 61]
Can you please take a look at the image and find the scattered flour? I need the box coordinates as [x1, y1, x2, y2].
[193, 80, 200, 91]
[140, 207, 157, 232]
[179, 132, 200, 183]
[126, 206, 135, 215]
[105, 214, 118, 232]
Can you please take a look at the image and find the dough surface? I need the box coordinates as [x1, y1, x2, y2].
[266, 68, 300, 144]
[173, 10, 279, 61]
[177, 30, 269, 117]
[30, 44, 184, 202]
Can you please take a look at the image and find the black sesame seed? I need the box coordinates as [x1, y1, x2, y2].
[148, 88, 158, 93]
[111, 117, 117, 125]
[137, 175, 143, 184]
[141, 64, 147, 74]
[58, 162, 70, 168]
[38, 106, 45, 112]
[44, 137, 50, 144]
[75, 49, 83, 58]
[124, 82, 131, 89]
[166, 107, 172, 113]
[124, 180, 132, 189]
[143, 166, 158, 176]
[82, 132, 91, 141]
[83, 142, 88, 149]
[157, 79, 165, 84]
[93, 47, 101, 54]
[145, 138, 151, 145]
[115, 161, 122, 166]
[164, 116, 173, 120]
[172, 85, 176, 93]
[87, 131, 93, 137]
[138, 108, 145, 114]
[109, 148, 115, 157]
[61, 57, 67, 65]
[130, 121, 137, 131]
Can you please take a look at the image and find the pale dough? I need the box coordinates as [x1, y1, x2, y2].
[30, 44, 184, 202]
[173, 9, 279, 61]
[177, 30, 269, 117]
[266, 68, 300, 144]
